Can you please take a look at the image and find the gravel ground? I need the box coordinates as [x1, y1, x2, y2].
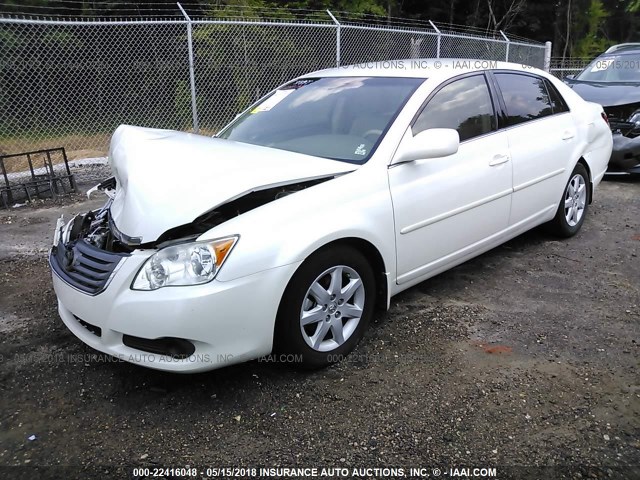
[0, 174, 638, 480]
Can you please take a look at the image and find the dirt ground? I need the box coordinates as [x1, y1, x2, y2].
[0, 177, 638, 480]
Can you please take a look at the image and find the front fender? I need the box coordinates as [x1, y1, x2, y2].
[199, 166, 396, 285]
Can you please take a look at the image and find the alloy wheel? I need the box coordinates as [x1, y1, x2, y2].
[299, 265, 365, 352]
[564, 173, 587, 227]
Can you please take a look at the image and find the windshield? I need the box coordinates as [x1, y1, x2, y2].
[217, 77, 424, 163]
[575, 53, 640, 82]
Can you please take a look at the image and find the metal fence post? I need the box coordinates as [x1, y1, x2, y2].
[544, 41, 552, 72]
[327, 10, 340, 67]
[428, 20, 441, 58]
[500, 30, 510, 62]
[177, 2, 199, 133]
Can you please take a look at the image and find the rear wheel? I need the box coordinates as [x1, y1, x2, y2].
[546, 163, 590, 237]
[274, 246, 375, 369]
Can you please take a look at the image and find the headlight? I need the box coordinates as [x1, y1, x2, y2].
[131, 236, 238, 291]
[628, 110, 640, 126]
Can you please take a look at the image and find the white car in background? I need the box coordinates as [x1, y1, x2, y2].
[50, 60, 612, 372]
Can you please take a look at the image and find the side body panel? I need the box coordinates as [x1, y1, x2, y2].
[389, 130, 512, 285]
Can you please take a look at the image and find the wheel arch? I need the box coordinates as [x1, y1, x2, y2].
[272, 236, 388, 356]
[577, 157, 593, 204]
[313, 237, 389, 312]
[287, 237, 389, 312]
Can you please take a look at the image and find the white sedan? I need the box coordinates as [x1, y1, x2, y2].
[50, 60, 612, 372]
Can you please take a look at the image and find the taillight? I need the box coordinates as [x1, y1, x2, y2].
[601, 112, 609, 126]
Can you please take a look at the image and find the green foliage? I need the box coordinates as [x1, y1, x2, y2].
[334, 0, 387, 16]
[174, 80, 192, 129]
[627, 0, 640, 12]
[572, 0, 611, 57]
[205, 0, 293, 19]
[42, 30, 83, 46]
[206, 0, 387, 17]
[0, 28, 18, 49]
[1, 0, 637, 48]
[1, 0, 50, 11]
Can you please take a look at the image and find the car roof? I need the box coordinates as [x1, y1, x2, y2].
[604, 43, 640, 54]
[300, 58, 545, 80]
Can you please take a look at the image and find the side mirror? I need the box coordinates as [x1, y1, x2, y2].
[392, 128, 460, 165]
[565, 74, 575, 80]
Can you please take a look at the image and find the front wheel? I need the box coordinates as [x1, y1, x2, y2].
[274, 246, 375, 369]
[546, 163, 590, 237]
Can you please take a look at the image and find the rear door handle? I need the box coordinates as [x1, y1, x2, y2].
[489, 154, 510, 166]
[562, 130, 575, 140]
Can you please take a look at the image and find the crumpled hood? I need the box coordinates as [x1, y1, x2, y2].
[108, 125, 355, 243]
[566, 80, 640, 108]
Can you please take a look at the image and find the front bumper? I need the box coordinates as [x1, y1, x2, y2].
[51, 249, 301, 373]
[609, 133, 640, 173]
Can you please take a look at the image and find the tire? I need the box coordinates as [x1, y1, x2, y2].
[274, 246, 376, 369]
[546, 163, 590, 238]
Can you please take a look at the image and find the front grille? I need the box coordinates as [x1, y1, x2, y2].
[50, 239, 129, 295]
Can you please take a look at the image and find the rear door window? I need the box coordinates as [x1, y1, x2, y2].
[494, 73, 553, 126]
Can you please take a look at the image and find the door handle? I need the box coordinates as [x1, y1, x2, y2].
[489, 154, 510, 166]
[562, 130, 575, 140]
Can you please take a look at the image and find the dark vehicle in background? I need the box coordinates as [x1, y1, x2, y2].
[565, 44, 640, 174]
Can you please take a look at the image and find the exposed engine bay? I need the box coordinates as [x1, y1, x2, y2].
[69, 176, 333, 253]
[604, 102, 640, 172]
[605, 102, 640, 138]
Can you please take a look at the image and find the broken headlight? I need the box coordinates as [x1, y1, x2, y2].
[131, 236, 238, 291]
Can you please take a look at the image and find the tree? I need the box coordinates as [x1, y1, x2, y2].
[485, 0, 527, 33]
[0, 0, 638, 52]
[572, 0, 610, 58]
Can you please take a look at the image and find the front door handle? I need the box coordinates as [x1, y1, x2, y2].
[562, 130, 575, 140]
[489, 154, 510, 166]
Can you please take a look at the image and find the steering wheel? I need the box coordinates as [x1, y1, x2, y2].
[363, 129, 383, 141]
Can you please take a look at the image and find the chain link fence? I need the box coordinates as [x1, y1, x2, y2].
[549, 57, 591, 80]
[0, 11, 548, 161]
[191, 20, 339, 134]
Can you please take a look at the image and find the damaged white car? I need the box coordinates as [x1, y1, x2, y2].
[50, 60, 612, 372]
